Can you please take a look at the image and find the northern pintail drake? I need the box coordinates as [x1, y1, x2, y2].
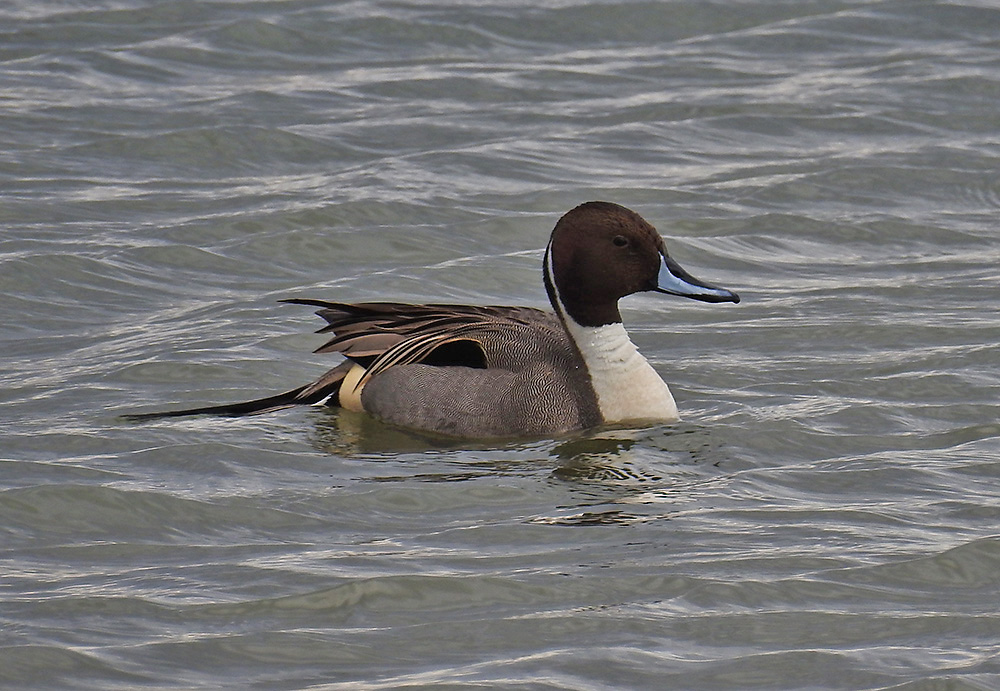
[129, 202, 739, 437]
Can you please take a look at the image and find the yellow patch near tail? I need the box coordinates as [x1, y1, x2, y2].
[339, 364, 368, 412]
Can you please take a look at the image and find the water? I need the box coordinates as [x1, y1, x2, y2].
[2, 0, 1000, 688]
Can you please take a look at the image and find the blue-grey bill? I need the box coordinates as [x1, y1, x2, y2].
[655, 254, 740, 304]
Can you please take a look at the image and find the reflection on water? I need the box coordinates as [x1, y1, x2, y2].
[310, 407, 731, 485]
[309, 407, 740, 527]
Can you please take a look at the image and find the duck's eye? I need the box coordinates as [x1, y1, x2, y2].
[612, 235, 628, 247]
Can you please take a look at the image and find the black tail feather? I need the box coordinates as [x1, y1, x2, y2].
[123, 384, 317, 422]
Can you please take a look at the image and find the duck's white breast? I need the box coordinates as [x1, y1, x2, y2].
[564, 320, 679, 423]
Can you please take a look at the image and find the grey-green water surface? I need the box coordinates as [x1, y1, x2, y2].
[2, 1, 1000, 689]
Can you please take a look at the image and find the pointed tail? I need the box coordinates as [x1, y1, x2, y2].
[122, 384, 324, 421]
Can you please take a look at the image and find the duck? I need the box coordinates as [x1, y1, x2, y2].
[127, 201, 739, 437]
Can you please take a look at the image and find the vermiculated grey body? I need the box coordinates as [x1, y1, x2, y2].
[357, 311, 601, 437]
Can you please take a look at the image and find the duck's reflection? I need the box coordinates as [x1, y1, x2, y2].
[308, 407, 733, 499]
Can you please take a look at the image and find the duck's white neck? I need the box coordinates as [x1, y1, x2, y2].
[562, 318, 679, 423]
[545, 244, 678, 423]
